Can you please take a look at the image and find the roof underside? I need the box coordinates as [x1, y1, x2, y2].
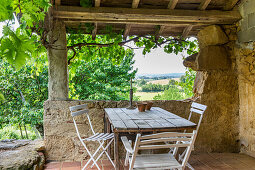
[53, 0, 241, 37]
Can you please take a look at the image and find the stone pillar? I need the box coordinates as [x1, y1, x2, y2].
[236, 0, 255, 158]
[47, 19, 69, 100]
[184, 25, 240, 152]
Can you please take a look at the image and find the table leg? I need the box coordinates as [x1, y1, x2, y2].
[114, 132, 120, 170]
[106, 117, 112, 158]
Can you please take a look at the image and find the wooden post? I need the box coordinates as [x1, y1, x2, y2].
[47, 19, 69, 100]
[114, 132, 120, 170]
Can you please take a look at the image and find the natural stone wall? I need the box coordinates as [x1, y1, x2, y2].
[43, 100, 194, 161]
[235, 43, 255, 158]
[191, 24, 240, 152]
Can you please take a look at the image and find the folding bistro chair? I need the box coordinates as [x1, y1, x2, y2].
[69, 104, 115, 170]
[121, 130, 197, 170]
[174, 102, 207, 170]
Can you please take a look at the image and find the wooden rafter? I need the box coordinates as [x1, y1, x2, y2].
[168, 0, 178, 9]
[122, 0, 140, 39]
[55, 0, 61, 5]
[155, 25, 165, 39]
[132, 0, 140, 9]
[198, 0, 211, 10]
[123, 25, 132, 40]
[223, 0, 239, 10]
[92, 23, 97, 40]
[182, 25, 193, 39]
[95, 0, 100, 7]
[54, 6, 241, 25]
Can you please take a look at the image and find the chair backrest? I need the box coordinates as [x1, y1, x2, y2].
[129, 130, 197, 169]
[69, 104, 96, 141]
[188, 102, 207, 132]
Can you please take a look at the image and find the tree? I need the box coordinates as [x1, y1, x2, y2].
[153, 85, 187, 100]
[177, 68, 196, 97]
[0, 56, 48, 136]
[71, 49, 137, 100]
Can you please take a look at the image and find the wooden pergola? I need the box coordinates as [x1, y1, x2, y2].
[53, 0, 241, 38]
[47, 0, 241, 100]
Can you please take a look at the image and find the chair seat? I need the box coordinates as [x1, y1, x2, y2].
[131, 153, 181, 169]
[84, 133, 114, 141]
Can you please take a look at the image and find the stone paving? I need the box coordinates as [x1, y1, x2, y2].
[44, 153, 255, 170]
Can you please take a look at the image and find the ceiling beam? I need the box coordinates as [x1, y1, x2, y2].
[92, 23, 97, 40]
[181, 25, 193, 39]
[55, 0, 61, 6]
[54, 6, 241, 25]
[123, 25, 132, 40]
[123, 0, 140, 39]
[132, 0, 140, 9]
[198, 0, 211, 10]
[155, 25, 165, 39]
[223, 0, 239, 10]
[168, 0, 179, 9]
[65, 19, 208, 27]
[95, 0, 100, 7]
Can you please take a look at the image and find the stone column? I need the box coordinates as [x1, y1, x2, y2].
[47, 19, 69, 100]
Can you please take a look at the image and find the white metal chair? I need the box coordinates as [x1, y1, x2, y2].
[175, 102, 207, 170]
[69, 104, 115, 170]
[121, 130, 197, 170]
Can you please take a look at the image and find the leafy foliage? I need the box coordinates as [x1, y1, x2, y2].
[71, 49, 137, 100]
[177, 68, 196, 97]
[0, 0, 50, 67]
[153, 85, 187, 100]
[0, 57, 48, 135]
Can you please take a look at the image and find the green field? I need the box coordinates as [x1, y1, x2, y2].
[135, 92, 162, 101]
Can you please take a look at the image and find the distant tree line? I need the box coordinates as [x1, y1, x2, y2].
[140, 80, 177, 92]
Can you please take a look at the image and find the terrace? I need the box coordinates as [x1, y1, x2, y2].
[2, 0, 255, 169]
[43, 0, 255, 169]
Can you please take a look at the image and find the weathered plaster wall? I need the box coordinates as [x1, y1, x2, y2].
[44, 100, 192, 161]
[235, 0, 255, 158]
[235, 44, 255, 157]
[191, 25, 240, 153]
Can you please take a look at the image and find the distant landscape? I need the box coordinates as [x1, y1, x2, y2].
[136, 73, 184, 79]
[134, 73, 186, 101]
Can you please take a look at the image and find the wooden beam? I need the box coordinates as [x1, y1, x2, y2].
[92, 23, 97, 40]
[123, 25, 132, 40]
[55, 0, 61, 6]
[223, 0, 239, 10]
[181, 25, 193, 39]
[132, 0, 140, 9]
[54, 6, 241, 25]
[168, 0, 178, 9]
[65, 20, 209, 28]
[198, 0, 211, 10]
[95, 0, 100, 7]
[155, 25, 165, 39]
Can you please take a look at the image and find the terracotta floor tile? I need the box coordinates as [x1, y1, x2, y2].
[44, 162, 61, 170]
[82, 160, 103, 170]
[62, 161, 81, 167]
[61, 161, 81, 170]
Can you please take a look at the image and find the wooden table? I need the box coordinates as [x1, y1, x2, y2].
[104, 107, 196, 170]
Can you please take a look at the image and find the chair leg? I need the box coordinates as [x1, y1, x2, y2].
[125, 151, 129, 166]
[178, 148, 194, 170]
[186, 162, 194, 170]
[91, 138, 115, 168]
[82, 141, 105, 170]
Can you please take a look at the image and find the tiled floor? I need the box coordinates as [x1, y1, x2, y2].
[44, 153, 255, 170]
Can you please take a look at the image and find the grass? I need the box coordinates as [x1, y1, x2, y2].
[135, 92, 162, 101]
[0, 125, 41, 140]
